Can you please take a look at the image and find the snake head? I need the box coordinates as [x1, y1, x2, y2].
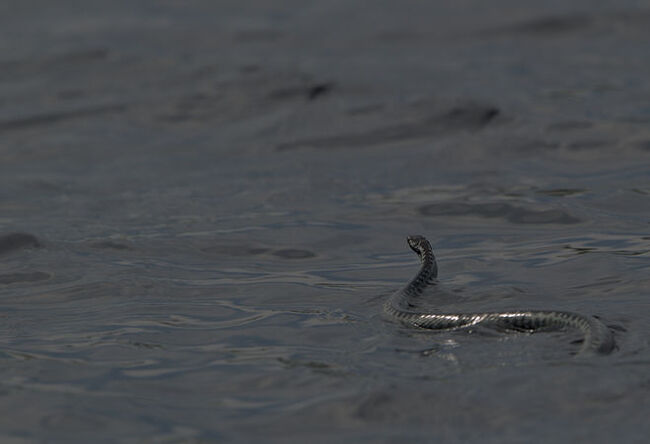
[407, 235, 429, 255]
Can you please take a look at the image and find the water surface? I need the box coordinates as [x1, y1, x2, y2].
[1, 1, 649, 442]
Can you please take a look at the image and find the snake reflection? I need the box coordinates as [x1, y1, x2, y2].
[384, 235, 615, 355]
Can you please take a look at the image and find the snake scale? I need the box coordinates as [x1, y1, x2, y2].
[384, 235, 615, 355]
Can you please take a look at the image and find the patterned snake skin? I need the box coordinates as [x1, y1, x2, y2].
[384, 235, 615, 355]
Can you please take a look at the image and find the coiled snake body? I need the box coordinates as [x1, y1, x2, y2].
[384, 235, 615, 355]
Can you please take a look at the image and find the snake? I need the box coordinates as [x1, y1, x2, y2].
[384, 235, 615, 355]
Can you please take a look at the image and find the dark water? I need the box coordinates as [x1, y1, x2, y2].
[1, 1, 649, 442]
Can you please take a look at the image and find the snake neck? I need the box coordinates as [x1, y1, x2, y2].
[403, 243, 438, 297]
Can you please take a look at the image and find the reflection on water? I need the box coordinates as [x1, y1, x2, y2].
[419, 201, 581, 224]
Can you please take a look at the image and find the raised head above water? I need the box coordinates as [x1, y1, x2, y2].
[407, 235, 431, 257]
[406, 234, 438, 281]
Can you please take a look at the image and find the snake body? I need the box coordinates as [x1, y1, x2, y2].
[384, 235, 615, 355]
